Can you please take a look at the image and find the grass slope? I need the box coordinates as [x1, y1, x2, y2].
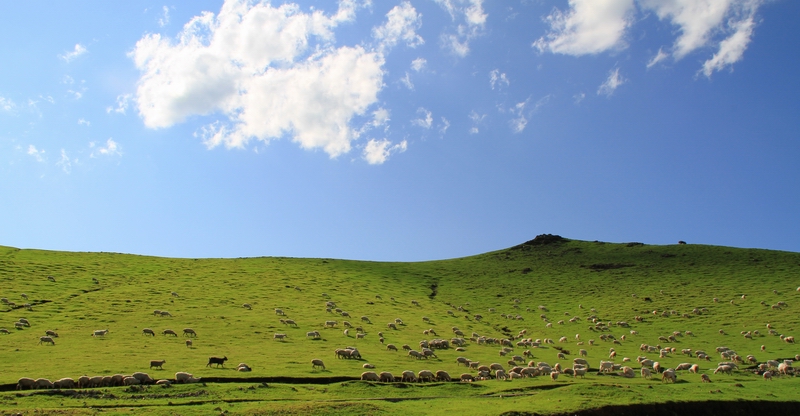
[0, 237, 798, 415]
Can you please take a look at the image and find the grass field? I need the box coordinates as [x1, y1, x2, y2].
[1, 235, 798, 415]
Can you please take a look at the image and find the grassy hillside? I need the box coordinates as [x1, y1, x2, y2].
[0, 236, 798, 415]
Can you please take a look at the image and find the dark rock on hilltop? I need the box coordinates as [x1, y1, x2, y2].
[513, 234, 569, 249]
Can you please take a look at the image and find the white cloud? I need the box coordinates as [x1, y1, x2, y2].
[132, 0, 386, 159]
[435, 0, 487, 57]
[646, 47, 669, 68]
[159, 5, 170, 27]
[534, 0, 635, 55]
[469, 110, 485, 134]
[363, 138, 407, 164]
[701, 5, 758, 77]
[489, 69, 510, 90]
[597, 68, 626, 96]
[373, 1, 424, 52]
[78, 118, 91, 126]
[412, 107, 433, 129]
[509, 100, 529, 133]
[400, 72, 414, 90]
[107, 94, 133, 114]
[0, 95, 15, 112]
[59, 44, 88, 62]
[62, 75, 75, 84]
[90, 138, 122, 157]
[57, 149, 72, 173]
[411, 57, 427, 72]
[574, 92, 586, 104]
[40, 95, 55, 104]
[67, 89, 83, 100]
[27, 145, 45, 162]
[439, 117, 450, 135]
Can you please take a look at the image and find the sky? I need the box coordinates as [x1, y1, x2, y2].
[1, 0, 799, 261]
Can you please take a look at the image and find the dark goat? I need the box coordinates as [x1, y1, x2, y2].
[207, 356, 228, 368]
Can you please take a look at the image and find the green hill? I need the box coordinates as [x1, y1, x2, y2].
[0, 236, 798, 415]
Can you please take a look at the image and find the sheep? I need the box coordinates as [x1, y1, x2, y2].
[308, 358, 326, 370]
[325, 320, 337, 328]
[47, 275, 56, 282]
[153, 310, 162, 316]
[124, 376, 141, 386]
[307, 330, 321, 339]
[237, 363, 252, 372]
[361, 316, 371, 323]
[387, 323, 398, 330]
[175, 372, 201, 383]
[34, 378, 54, 389]
[162, 329, 177, 336]
[343, 329, 350, 337]
[275, 308, 285, 316]
[675, 363, 693, 371]
[132, 372, 154, 384]
[160, 311, 172, 317]
[714, 365, 733, 375]
[142, 328, 155, 336]
[661, 369, 676, 383]
[386, 344, 398, 351]
[574, 367, 587, 378]
[401, 370, 417, 382]
[616, 366, 633, 378]
[550, 371, 559, 381]
[38, 336, 55, 345]
[207, 356, 228, 367]
[53, 377, 76, 389]
[242, 303, 252, 310]
[156, 379, 173, 387]
[363, 363, 375, 369]
[183, 328, 197, 337]
[18, 318, 30, 327]
[598, 361, 614, 373]
[150, 360, 166, 370]
[274, 333, 288, 340]
[763, 371, 773, 380]
[408, 350, 425, 359]
[701, 374, 711, 383]
[0, 328, 8, 334]
[377, 371, 394, 382]
[16, 377, 36, 390]
[92, 329, 109, 337]
[185, 339, 193, 348]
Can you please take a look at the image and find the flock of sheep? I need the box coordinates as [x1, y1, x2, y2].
[4, 272, 800, 392]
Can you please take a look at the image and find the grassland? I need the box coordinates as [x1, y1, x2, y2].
[0, 236, 798, 415]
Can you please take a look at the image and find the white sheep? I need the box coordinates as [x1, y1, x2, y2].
[379, 372, 395, 382]
[16, 377, 36, 390]
[275, 308, 285, 315]
[92, 329, 109, 337]
[38, 336, 55, 345]
[274, 333, 288, 340]
[186, 339, 193, 348]
[175, 372, 200, 383]
[361, 371, 380, 381]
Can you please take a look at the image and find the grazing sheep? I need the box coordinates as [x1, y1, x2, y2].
[207, 356, 228, 368]
[132, 372, 154, 384]
[306, 330, 321, 339]
[408, 350, 425, 359]
[18, 318, 30, 327]
[0, 328, 8, 334]
[186, 339, 193, 348]
[379, 371, 395, 382]
[311, 359, 326, 370]
[160, 311, 172, 317]
[274, 333, 288, 340]
[124, 376, 141, 386]
[275, 308, 285, 316]
[387, 323, 397, 330]
[661, 369, 677, 383]
[401, 370, 417, 382]
[763, 371, 773, 380]
[386, 344, 398, 351]
[33, 378, 54, 389]
[183, 328, 197, 337]
[361, 371, 380, 381]
[38, 336, 55, 345]
[714, 365, 733, 375]
[242, 303, 252, 310]
[641, 367, 652, 379]
[675, 363, 693, 371]
[150, 360, 166, 370]
[142, 328, 155, 336]
[237, 363, 252, 372]
[325, 320, 337, 328]
[53, 377, 76, 389]
[16, 377, 36, 390]
[162, 329, 177, 336]
[435, 370, 451, 381]
[92, 329, 109, 337]
[175, 372, 201, 383]
[47, 275, 56, 282]
[156, 379, 172, 387]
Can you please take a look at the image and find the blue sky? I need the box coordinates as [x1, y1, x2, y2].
[2, 0, 799, 261]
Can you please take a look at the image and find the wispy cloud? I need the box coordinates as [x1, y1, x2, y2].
[439, 117, 450, 135]
[27, 145, 46, 162]
[489, 69, 510, 90]
[90, 138, 122, 157]
[59, 44, 88, 63]
[597, 68, 626, 96]
[411, 57, 427, 72]
[106, 94, 132, 114]
[78, 118, 91, 126]
[158, 5, 170, 27]
[0, 95, 15, 112]
[469, 110, 486, 134]
[646, 47, 669, 68]
[412, 107, 433, 129]
[56, 149, 72, 173]
[363, 138, 407, 164]
[435, 0, 488, 57]
[400, 72, 414, 90]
